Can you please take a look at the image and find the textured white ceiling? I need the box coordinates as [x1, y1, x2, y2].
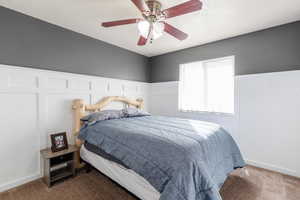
[1, 0, 300, 57]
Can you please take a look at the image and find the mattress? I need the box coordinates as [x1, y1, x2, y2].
[80, 145, 160, 200]
[84, 142, 129, 168]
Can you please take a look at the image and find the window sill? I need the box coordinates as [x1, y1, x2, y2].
[178, 109, 235, 117]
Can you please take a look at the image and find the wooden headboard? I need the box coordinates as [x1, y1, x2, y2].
[72, 96, 143, 168]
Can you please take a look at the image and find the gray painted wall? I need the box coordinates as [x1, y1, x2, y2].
[0, 6, 149, 82]
[1, 6, 300, 83]
[149, 21, 300, 82]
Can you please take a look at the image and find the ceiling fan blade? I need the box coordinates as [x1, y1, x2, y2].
[102, 19, 141, 27]
[163, 0, 203, 19]
[164, 22, 188, 41]
[131, 0, 150, 12]
[137, 36, 148, 46]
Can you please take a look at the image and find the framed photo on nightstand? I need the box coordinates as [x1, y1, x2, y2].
[50, 132, 68, 152]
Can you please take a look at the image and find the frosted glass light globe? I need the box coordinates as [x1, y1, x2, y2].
[138, 20, 150, 38]
[152, 22, 164, 39]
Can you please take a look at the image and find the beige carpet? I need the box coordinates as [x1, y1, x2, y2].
[1, 165, 299, 200]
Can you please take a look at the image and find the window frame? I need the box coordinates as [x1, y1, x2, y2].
[178, 56, 235, 115]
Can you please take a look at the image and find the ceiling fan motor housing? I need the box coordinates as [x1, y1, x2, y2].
[145, 0, 163, 22]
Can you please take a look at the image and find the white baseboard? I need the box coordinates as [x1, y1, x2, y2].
[0, 173, 42, 193]
[246, 159, 300, 178]
[0, 161, 298, 193]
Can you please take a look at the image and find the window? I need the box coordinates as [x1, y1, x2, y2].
[178, 56, 234, 114]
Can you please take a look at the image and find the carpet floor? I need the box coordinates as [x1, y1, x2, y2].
[1, 165, 299, 200]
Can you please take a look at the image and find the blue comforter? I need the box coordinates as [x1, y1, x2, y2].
[79, 116, 245, 200]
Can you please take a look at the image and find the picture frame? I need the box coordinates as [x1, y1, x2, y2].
[50, 132, 69, 152]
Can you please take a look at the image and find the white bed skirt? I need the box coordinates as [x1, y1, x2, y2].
[80, 145, 160, 200]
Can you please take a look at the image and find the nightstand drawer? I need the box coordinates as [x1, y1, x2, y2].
[50, 153, 73, 166]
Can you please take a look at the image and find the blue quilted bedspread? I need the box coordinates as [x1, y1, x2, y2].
[79, 116, 245, 200]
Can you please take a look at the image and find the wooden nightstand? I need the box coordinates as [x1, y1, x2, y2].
[40, 145, 78, 187]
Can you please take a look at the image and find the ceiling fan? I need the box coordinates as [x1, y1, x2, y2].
[102, 0, 203, 46]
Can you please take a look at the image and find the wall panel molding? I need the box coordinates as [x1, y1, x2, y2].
[1, 63, 299, 193]
[0, 64, 149, 192]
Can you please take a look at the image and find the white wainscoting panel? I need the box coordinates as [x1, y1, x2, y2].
[45, 93, 90, 147]
[0, 93, 39, 191]
[0, 64, 149, 192]
[149, 70, 300, 178]
[237, 71, 300, 178]
[68, 79, 91, 91]
[46, 77, 68, 90]
[8, 72, 38, 89]
[1, 63, 299, 192]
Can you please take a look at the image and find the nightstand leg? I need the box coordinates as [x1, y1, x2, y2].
[43, 158, 51, 187]
[72, 153, 76, 177]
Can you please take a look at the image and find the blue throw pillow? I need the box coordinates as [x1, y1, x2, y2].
[81, 110, 125, 125]
[123, 107, 150, 117]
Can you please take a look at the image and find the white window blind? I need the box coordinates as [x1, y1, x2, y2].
[178, 56, 234, 114]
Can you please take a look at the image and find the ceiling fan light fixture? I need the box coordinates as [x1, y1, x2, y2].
[152, 22, 164, 39]
[138, 20, 150, 38]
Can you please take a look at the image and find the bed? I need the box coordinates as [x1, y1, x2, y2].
[72, 96, 245, 200]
